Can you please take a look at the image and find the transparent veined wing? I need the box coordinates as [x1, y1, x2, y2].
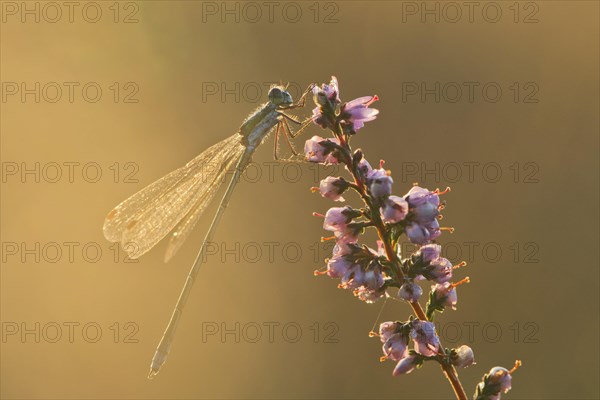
[162, 201, 205, 263]
[162, 148, 243, 263]
[103, 133, 246, 259]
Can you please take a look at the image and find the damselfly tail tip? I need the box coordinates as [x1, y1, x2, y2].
[149, 348, 168, 379]
[148, 367, 160, 380]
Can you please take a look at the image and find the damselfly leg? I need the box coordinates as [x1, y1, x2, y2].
[281, 117, 299, 156]
[289, 117, 316, 139]
[280, 83, 315, 110]
[273, 83, 315, 159]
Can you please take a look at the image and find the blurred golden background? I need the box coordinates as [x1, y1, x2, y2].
[1, 1, 598, 399]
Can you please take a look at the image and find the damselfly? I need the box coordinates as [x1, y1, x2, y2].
[102, 84, 314, 378]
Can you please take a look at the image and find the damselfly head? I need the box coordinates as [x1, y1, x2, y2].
[268, 86, 293, 106]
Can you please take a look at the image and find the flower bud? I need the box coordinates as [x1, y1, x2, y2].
[413, 200, 439, 223]
[424, 257, 453, 283]
[312, 76, 340, 106]
[381, 195, 409, 223]
[339, 95, 379, 135]
[323, 206, 354, 231]
[311, 77, 342, 130]
[451, 345, 475, 368]
[405, 220, 443, 245]
[432, 282, 458, 309]
[487, 367, 513, 394]
[367, 168, 393, 199]
[382, 333, 408, 361]
[318, 176, 349, 202]
[398, 281, 422, 302]
[332, 242, 353, 257]
[304, 136, 341, 164]
[418, 244, 442, 263]
[362, 266, 384, 291]
[405, 223, 427, 245]
[351, 155, 372, 182]
[334, 225, 361, 244]
[341, 264, 365, 290]
[378, 321, 401, 343]
[392, 354, 420, 376]
[404, 186, 440, 208]
[423, 219, 442, 241]
[326, 256, 354, 278]
[474, 361, 521, 399]
[410, 320, 440, 357]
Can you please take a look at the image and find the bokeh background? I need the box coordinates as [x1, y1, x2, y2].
[1, 1, 598, 399]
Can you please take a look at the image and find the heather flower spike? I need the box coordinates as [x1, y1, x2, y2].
[307, 77, 520, 399]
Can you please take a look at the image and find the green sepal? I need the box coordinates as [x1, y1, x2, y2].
[425, 288, 446, 321]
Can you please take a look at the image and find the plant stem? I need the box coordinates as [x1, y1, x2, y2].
[341, 137, 468, 400]
[374, 201, 467, 400]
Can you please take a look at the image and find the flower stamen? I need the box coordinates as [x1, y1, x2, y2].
[510, 360, 522, 374]
[453, 261, 467, 270]
[434, 187, 451, 195]
[366, 95, 379, 106]
[451, 277, 470, 288]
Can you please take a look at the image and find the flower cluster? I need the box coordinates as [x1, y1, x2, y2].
[310, 76, 379, 135]
[314, 234, 389, 303]
[304, 77, 520, 399]
[376, 319, 474, 376]
[395, 243, 471, 319]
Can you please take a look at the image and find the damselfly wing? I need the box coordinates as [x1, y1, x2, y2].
[103, 133, 245, 261]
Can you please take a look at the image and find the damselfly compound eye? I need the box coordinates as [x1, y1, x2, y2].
[268, 87, 283, 103]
